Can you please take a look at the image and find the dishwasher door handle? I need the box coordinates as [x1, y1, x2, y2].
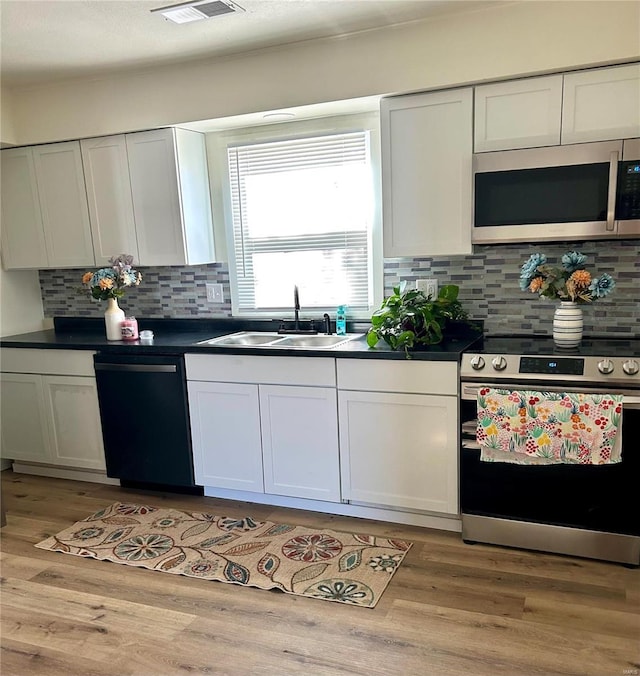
[95, 363, 177, 373]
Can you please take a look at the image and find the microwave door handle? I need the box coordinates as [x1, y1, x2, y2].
[606, 150, 619, 232]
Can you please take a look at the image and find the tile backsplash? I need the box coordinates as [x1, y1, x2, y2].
[40, 262, 232, 320]
[40, 240, 639, 337]
[384, 240, 639, 337]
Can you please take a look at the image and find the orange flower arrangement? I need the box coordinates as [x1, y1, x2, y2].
[519, 251, 615, 304]
[82, 254, 142, 301]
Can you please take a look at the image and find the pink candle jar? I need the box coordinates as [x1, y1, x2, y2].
[120, 316, 139, 341]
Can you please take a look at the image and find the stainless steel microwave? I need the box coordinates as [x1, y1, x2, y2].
[472, 139, 640, 244]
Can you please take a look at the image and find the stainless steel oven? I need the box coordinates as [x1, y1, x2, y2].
[460, 337, 640, 565]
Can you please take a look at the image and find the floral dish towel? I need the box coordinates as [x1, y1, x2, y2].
[476, 388, 623, 465]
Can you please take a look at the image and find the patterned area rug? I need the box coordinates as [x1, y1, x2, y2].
[35, 502, 412, 608]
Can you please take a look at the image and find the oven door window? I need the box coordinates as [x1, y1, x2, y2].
[474, 162, 610, 227]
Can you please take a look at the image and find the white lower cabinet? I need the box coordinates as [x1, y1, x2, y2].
[187, 381, 263, 492]
[41, 375, 106, 470]
[0, 349, 106, 471]
[0, 373, 51, 463]
[337, 359, 459, 515]
[260, 385, 340, 502]
[186, 355, 340, 502]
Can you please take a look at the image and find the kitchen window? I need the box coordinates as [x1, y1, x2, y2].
[221, 115, 382, 317]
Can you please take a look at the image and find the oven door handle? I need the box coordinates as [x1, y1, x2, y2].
[462, 384, 640, 408]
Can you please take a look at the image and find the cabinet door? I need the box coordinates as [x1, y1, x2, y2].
[0, 373, 51, 463]
[381, 88, 473, 257]
[42, 375, 106, 471]
[126, 129, 187, 266]
[32, 141, 95, 268]
[260, 385, 340, 502]
[338, 390, 458, 514]
[187, 381, 263, 492]
[81, 135, 139, 266]
[474, 75, 562, 151]
[562, 64, 640, 144]
[0, 147, 48, 269]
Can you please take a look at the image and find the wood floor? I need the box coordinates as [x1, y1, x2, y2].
[1, 470, 638, 676]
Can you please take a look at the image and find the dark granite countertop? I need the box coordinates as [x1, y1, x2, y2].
[0, 317, 483, 362]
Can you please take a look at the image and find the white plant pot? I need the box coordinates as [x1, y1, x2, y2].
[553, 301, 583, 347]
[104, 297, 125, 341]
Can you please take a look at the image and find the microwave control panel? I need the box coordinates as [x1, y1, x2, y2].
[617, 161, 640, 220]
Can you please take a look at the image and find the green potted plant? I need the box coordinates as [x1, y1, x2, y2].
[366, 282, 471, 356]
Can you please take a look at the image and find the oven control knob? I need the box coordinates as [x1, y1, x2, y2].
[491, 356, 508, 371]
[622, 359, 639, 376]
[597, 359, 615, 375]
[470, 355, 485, 370]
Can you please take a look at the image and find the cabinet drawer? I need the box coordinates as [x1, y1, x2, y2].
[0, 348, 96, 376]
[185, 354, 336, 387]
[337, 359, 457, 395]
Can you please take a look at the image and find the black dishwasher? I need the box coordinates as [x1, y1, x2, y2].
[94, 353, 201, 493]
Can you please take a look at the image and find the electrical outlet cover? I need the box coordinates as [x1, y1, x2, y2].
[416, 279, 438, 298]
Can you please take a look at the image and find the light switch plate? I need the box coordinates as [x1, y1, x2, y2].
[206, 283, 224, 303]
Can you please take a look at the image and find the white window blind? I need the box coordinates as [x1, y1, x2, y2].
[227, 131, 374, 314]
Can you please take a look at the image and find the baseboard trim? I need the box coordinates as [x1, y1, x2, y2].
[11, 462, 120, 485]
[203, 485, 462, 531]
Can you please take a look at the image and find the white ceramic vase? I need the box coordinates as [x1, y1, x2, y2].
[104, 297, 125, 341]
[553, 301, 583, 348]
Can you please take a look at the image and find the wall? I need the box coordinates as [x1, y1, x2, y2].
[7, 1, 640, 145]
[40, 240, 639, 337]
[0, 87, 16, 146]
[8, 0, 640, 338]
[0, 266, 46, 336]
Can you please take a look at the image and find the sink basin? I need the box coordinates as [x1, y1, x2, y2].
[198, 332, 282, 347]
[275, 334, 358, 348]
[197, 331, 362, 350]
[201, 332, 282, 346]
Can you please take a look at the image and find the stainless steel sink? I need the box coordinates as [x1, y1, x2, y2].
[275, 334, 357, 348]
[203, 332, 282, 346]
[197, 331, 362, 350]
[198, 332, 282, 347]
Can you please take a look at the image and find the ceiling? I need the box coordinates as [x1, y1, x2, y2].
[0, 0, 504, 89]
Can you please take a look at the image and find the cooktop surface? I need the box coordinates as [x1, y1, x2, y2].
[471, 335, 640, 358]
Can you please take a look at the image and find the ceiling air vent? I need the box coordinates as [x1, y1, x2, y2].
[151, 0, 244, 24]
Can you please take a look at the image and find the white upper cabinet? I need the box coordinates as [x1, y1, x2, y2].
[381, 88, 473, 257]
[474, 75, 563, 152]
[562, 63, 640, 144]
[126, 128, 215, 267]
[81, 135, 139, 266]
[1, 142, 94, 270]
[0, 147, 48, 269]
